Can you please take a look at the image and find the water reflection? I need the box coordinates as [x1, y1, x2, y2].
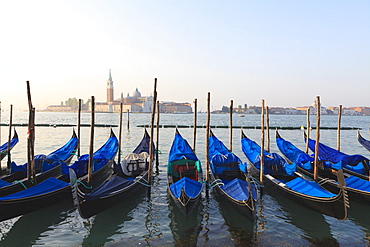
[212, 190, 256, 246]
[168, 194, 204, 246]
[0, 200, 73, 246]
[81, 187, 148, 246]
[262, 187, 339, 246]
[348, 201, 370, 245]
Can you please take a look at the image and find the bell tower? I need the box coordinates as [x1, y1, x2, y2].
[107, 69, 114, 103]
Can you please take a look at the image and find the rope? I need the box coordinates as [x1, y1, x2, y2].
[0, 151, 10, 156]
[134, 176, 152, 187]
[205, 179, 224, 190]
[249, 175, 264, 188]
[77, 180, 92, 189]
[14, 180, 28, 189]
[318, 178, 337, 186]
[71, 150, 79, 157]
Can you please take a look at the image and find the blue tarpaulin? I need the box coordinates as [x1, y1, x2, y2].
[241, 137, 294, 176]
[169, 177, 202, 199]
[0, 177, 69, 201]
[286, 177, 336, 198]
[345, 176, 370, 192]
[221, 178, 251, 201]
[307, 137, 369, 174]
[85, 176, 134, 201]
[169, 134, 198, 163]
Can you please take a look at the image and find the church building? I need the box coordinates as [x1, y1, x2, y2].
[94, 70, 154, 113]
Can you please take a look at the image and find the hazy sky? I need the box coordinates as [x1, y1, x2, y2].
[1, 1, 369, 111]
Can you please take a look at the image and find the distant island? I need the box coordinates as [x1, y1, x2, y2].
[45, 70, 192, 114]
[44, 70, 370, 116]
[215, 104, 370, 116]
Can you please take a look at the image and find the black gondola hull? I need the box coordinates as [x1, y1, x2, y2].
[0, 165, 63, 197]
[77, 172, 148, 219]
[209, 173, 255, 221]
[167, 178, 203, 216]
[0, 186, 72, 222]
[297, 166, 370, 205]
[249, 165, 348, 220]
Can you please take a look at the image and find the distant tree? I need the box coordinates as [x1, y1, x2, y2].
[238, 105, 242, 113]
[244, 104, 248, 112]
[65, 97, 79, 108]
[221, 106, 229, 113]
[83, 99, 90, 111]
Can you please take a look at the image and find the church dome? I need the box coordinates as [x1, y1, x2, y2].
[132, 88, 141, 97]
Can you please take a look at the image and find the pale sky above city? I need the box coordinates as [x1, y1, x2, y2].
[0, 1, 369, 111]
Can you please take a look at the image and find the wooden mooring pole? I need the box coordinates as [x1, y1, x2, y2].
[206, 92, 211, 183]
[229, 100, 233, 152]
[156, 100, 160, 169]
[88, 96, 95, 184]
[118, 102, 123, 165]
[77, 99, 82, 157]
[148, 78, 157, 184]
[7, 105, 13, 169]
[193, 98, 197, 152]
[305, 108, 310, 153]
[337, 105, 342, 151]
[260, 100, 265, 184]
[314, 96, 320, 181]
[26, 81, 36, 183]
[266, 106, 270, 153]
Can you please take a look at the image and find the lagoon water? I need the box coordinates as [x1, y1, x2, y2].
[0, 112, 369, 246]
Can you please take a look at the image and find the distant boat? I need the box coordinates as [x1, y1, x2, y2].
[238, 114, 245, 117]
[0, 129, 19, 161]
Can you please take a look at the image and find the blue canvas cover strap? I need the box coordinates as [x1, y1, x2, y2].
[169, 177, 202, 199]
[0, 177, 69, 201]
[285, 177, 336, 198]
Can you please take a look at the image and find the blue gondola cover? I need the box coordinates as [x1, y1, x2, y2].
[170, 177, 202, 199]
[84, 176, 134, 201]
[0, 177, 69, 201]
[285, 177, 336, 198]
[345, 176, 370, 192]
[221, 178, 251, 201]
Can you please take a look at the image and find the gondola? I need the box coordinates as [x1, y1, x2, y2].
[0, 129, 19, 161]
[241, 130, 348, 220]
[277, 130, 370, 205]
[304, 132, 370, 180]
[0, 130, 118, 222]
[358, 130, 370, 153]
[167, 129, 203, 216]
[76, 129, 151, 219]
[0, 129, 78, 197]
[208, 130, 257, 220]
